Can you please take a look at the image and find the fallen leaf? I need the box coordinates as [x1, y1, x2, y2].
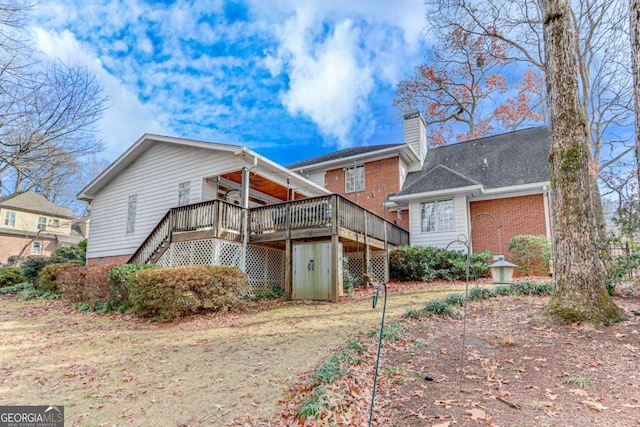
[467, 408, 488, 420]
[582, 400, 607, 411]
[569, 388, 589, 397]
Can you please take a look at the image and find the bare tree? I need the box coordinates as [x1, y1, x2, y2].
[632, 0, 640, 193]
[541, 0, 624, 324]
[0, 3, 107, 204]
[422, 0, 632, 236]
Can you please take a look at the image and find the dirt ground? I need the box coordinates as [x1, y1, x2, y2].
[380, 294, 640, 427]
[276, 285, 640, 427]
[0, 281, 464, 426]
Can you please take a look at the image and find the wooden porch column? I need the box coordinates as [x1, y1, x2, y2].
[284, 238, 292, 300]
[363, 210, 370, 287]
[331, 233, 339, 303]
[240, 166, 250, 273]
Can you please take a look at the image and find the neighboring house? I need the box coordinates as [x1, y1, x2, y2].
[290, 111, 551, 258]
[0, 191, 87, 265]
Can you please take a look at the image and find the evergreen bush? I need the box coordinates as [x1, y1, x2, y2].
[389, 246, 491, 281]
[0, 268, 23, 288]
[128, 265, 248, 319]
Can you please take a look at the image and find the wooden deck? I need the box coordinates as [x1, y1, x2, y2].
[129, 195, 409, 265]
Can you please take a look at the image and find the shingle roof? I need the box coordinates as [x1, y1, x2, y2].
[0, 191, 75, 218]
[287, 143, 404, 169]
[396, 126, 550, 196]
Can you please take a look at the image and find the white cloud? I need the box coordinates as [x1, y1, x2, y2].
[31, 27, 170, 158]
[270, 13, 374, 146]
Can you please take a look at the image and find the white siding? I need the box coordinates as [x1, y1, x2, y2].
[86, 143, 244, 259]
[302, 170, 325, 188]
[408, 194, 469, 252]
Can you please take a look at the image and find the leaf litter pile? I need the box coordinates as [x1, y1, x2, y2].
[276, 287, 640, 426]
[1, 281, 639, 426]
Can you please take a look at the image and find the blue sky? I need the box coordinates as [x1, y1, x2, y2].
[29, 0, 430, 165]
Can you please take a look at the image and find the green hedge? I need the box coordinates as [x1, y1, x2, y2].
[21, 256, 50, 285]
[389, 246, 492, 281]
[107, 264, 161, 306]
[0, 268, 23, 288]
[129, 266, 248, 320]
[507, 235, 551, 276]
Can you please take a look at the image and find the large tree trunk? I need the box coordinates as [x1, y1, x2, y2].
[541, 0, 624, 325]
[632, 0, 640, 194]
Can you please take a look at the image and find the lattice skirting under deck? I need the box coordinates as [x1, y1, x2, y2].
[156, 238, 284, 295]
[344, 250, 389, 284]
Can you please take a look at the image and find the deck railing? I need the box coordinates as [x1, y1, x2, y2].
[128, 200, 244, 264]
[131, 195, 409, 264]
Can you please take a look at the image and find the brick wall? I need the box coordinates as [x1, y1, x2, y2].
[324, 157, 409, 230]
[0, 234, 63, 264]
[470, 194, 548, 257]
[87, 254, 132, 265]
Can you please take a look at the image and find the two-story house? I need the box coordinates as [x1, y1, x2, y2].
[0, 191, 87, 265]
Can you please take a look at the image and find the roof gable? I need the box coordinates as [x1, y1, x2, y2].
[396, 126, 551, 197]
[400, 165, 479, 195]
[0, 191, 75, 218]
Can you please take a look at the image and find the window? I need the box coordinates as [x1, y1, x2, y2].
[421, 200, 454, 232]
[37, 216, 46, 230]
[3, 211, 15, 227]
[178, 181, 191, 206]
[126, 195, 137, 234]
[31, 241, 42, 255]
[49, 218, 59, 228]
[345, 165, 365, 193]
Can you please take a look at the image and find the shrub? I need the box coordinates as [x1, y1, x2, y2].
[128, 265, 248, 319]
[423, 299, 459, 317]
[37, 263, 80, 292]
[21, 256, 50, 285]
[511, 281, 553, 296]
[606, 253, 640, 295]
[491, 285, 515, 296]
[49, 242, 86, 265]
[0, 267, 23, 288]
[443, 292, 466, 306]
[57, 266, 86, 302]
[508, 235, 552, 276]
[390, 246, 492, 282]
[252, 283, 285, 300]
[0, 283, 31, 294]
[107, 264, 161, 305]
[57, 265, 114, 303]
[467, 286, 492, 301]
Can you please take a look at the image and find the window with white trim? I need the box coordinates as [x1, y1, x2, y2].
[3, 211, 15, 227]
[178, 181, 191, 206]
[31, 241, 42, 255]
[345, 165, 365, 193]
[37, 216, 46, 230]
[126, 195, 137, 234]
[421, 199, 454, 232]
[49, 218, 59, 228]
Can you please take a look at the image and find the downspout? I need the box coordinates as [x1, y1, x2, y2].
[240, 154, 258, 273]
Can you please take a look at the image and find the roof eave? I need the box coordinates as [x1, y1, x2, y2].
[390, 184, 483, 202]
[291, 144, 417, 173]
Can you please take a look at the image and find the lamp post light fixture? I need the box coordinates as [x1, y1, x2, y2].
[488, 255, 518, 284]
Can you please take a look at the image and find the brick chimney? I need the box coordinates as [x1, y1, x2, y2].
[403, 109, 427, 169]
